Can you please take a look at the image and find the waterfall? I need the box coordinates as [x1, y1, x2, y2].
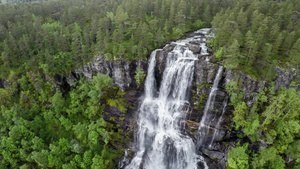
[125, 30, 210, 169]
[144, 49, 159, 99]
[200, 43, 209, 55]
[209, 98, 228, 148]
[197, 66, 223, 147]
[118, 149, 129, 168]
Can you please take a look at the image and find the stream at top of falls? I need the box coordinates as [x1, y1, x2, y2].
[124, 29, 214, 169]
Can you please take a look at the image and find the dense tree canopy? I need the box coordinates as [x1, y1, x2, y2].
[216, 1, 300, 168]
[0, 72, 129, 168]
[211, 0, 300, 80]
[0, 0, 300, 168]
[0, 0, 230, 78]
[227, 81, 300, 169]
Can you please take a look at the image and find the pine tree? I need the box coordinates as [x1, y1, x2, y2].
[71, 23, 83, 67]
[225, 39, 240, 69]
[290, 38, 300, 66]
[245, 30, 257, 67]
[236, 9, 248, 33]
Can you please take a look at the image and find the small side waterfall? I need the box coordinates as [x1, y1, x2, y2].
[197, 66, 223, 148]
[125, 30, 211, 169]
[144, 50, 159, 99]
[118, 149, 130, 168]
[209, 98, 228, 147]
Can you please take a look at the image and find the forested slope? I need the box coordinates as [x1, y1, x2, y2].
[211, 0, 300, 80]
[210, 1, 300, 168]
[0, 0, 300, 168]
[0, 0, 227, 78]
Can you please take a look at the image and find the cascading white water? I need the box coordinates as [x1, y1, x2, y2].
[200, 43, 209, 55]
[118, 149, 129, 168]
[125, 31, 210, 169]
[209, 98, 228, 147]
[197, 66, 223, 147]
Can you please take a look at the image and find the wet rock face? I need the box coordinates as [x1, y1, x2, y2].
[111, 61, 132, 91]
[224, 70, 266, 106]
[188, 43, 201, 54]
[74, 57, 147, 92]
[104, 106, 126, 126]
[194, 56, 220, 86]
[155, 44, 175, 72]
[103, 91, 141, 137]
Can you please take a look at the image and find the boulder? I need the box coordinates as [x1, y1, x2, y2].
[188, 43, 201, 54]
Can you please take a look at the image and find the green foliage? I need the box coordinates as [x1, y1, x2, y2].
[226, 81, 244, 106]
[0, 73, 125, 168]
[251, 147, 285, 169]
[285, 140, 300, 162]
[226, 86, 300, 168]
[232, 102, 248, 129]
[52, 91, 65, 114]
[290, 38, 300, 66]
[243, 119, 259, 141]
[92, 74, 113, 96]
[215, 47, 224, 61]
[0, 0, 212, 78]
[1, 0, 300, 168]
[228, 144, 249, 169]
[135, 66, 146, 87]
[211, 0, 300, 79]
[31, 150, 49, 167]
[291, 75, 300, 86]
[192, 20, 205, 29]
[261, 89, 300, 129]
[224, 39, 241, 69]
[107, 99, 127, 113]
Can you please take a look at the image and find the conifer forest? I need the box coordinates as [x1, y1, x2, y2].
[0, 0, 300, 168]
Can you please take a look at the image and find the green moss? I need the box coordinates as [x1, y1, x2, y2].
[104, 87, 128, 114]
[107, 99, 127, 113]
[192, 83, 212, 110]
[135, 66, 146, 87]
[290, 75, 300, 86]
